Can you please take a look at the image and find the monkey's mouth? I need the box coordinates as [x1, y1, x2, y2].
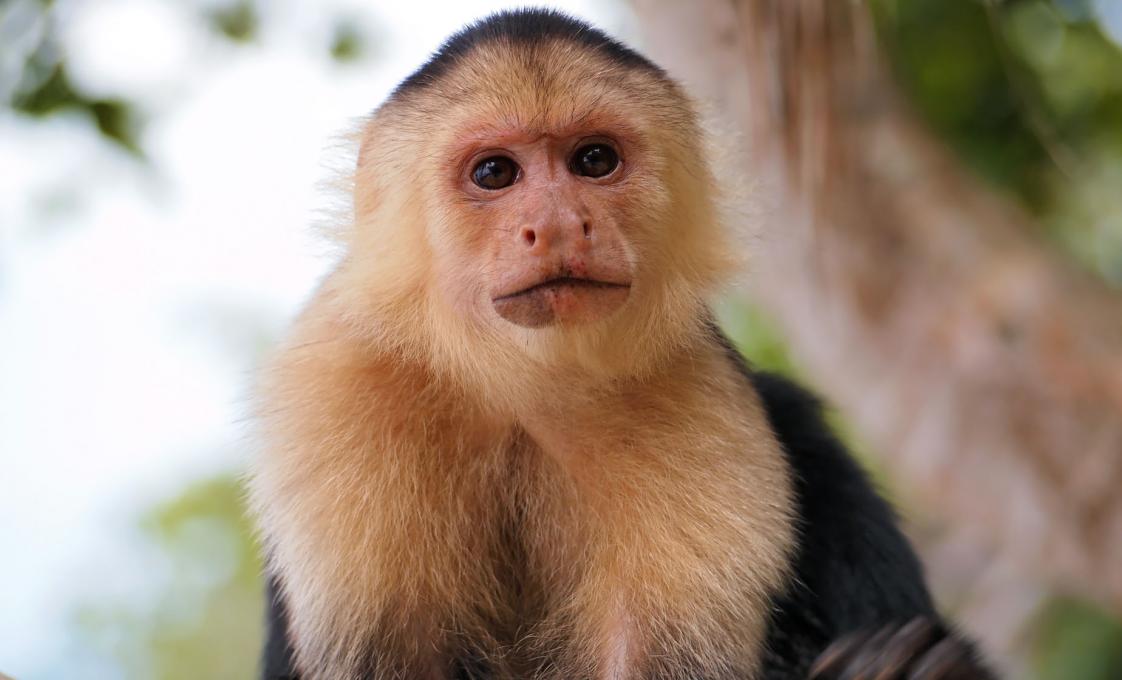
[492, 277, 631, 328]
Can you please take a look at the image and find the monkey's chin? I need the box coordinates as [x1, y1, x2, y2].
[492, 278, 630, 329]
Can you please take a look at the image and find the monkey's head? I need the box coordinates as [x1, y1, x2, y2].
[337, 10, 735, 388]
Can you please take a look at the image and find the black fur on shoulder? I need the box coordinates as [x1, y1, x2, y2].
[749, 369, 936, 622]
[392, 8, 667, 97]
[707, 326, 945, 676]
[709, 324, 945, 675]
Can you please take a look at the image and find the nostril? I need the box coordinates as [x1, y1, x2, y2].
[582, 222, 591, 238]
[522, 228, 537, 247]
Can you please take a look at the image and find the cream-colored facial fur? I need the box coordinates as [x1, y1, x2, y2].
[250, 33, 795, 680]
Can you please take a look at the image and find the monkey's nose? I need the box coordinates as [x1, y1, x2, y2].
[518, 219, 592, 253]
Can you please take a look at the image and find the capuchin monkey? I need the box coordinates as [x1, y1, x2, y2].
[250, 9, 995, 680]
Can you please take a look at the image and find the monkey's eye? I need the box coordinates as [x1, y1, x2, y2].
[471, 156, 519, 190]
[570, 144, 619, 178]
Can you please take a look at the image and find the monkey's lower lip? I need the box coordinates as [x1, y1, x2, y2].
[492, 277, 631, 328]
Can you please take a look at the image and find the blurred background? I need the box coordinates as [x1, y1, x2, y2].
[2, 0, 1121, 678]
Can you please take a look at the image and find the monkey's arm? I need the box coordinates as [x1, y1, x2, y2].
[746, 370, 995, 679]
[809, 618, 995, 679]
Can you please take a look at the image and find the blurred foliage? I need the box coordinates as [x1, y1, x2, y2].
[845, 7, 1122, 665]
[330, 21, 367, 63]
[205, 0, 259, 43]
[1, 0, 373, 155]
[872, 0, 1122, 285]
[73, 475, 264, 680]
[3, 0, 143, 153]
[14, 64, 141, 153]
[1031, 597, 1122, 679]
[715, 297, 799, 376]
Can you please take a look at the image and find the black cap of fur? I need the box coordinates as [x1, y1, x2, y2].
[392, 8, 667, 96]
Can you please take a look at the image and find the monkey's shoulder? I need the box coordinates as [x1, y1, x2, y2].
[745, 371, 938, 675]
[749, 370, 932, 614]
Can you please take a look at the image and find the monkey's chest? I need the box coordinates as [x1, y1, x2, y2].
[391, 435, 787, 678]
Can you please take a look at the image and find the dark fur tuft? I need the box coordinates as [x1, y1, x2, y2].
[392, 8, 666, 97]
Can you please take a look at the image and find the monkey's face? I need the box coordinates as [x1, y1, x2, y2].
[445, 128, 639, 330]
[348, 39, 732, 377]
[413, 42, 718, 360]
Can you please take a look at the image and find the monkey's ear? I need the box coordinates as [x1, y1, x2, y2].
[353, 119, 389, 218]
[350, 111, 431, 227]
[358, 122, 438, 237]
[335, 113, 434, 334]
[355, 118, 380, 173]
